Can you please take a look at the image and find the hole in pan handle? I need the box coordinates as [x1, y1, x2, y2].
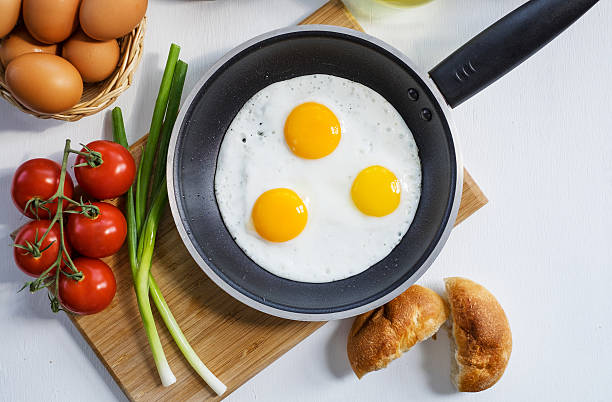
[428, 0, 600, 108]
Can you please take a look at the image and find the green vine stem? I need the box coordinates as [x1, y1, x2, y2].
[72, 143, 104, 168]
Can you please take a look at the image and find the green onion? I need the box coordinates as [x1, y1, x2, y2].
[135, 43, 180, 230]
[112, 108, 138, 271]
[134, 183, 175, 385]
[148, 267, 227, 396]
[135, 181, 227, 394]
[111, 50, 226, 395]
[152, 60, 188, 196]
[113, 108, 175, 386]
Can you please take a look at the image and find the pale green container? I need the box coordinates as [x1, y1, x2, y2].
[377, 0, 434, 7]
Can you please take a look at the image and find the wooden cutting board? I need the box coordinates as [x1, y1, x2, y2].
[69, 1, 488, 401]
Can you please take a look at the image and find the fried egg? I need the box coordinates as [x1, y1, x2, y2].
[215, 74, 421, 283]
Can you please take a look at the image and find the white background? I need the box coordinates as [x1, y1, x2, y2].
[1, 0, 611, 401]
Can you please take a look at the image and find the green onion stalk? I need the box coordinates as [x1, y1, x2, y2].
[113, 114, 175, 386]
[151, 60, 187, 196]
[135, 43, 180, 231]
[134, 182, 174, 386]
[111, 48, 226, 395]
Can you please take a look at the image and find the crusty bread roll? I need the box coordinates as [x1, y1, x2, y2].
[347, 285, 449, 378]
[445, 277, 512, 392]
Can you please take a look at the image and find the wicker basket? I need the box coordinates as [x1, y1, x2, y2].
[0, 18, 146, 122]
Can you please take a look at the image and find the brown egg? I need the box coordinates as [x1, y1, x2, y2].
[0, 26, 58, 67]
[23, 0, 80, 44]
[80, 0, 147, 41]
[6, 53, 83, 114]
[62, 30, 119, 83]
[0, 0, 21, 38]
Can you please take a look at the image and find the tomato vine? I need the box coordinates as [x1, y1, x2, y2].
[15, 139, 106, 312]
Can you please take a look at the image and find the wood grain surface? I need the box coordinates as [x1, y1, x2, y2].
[69, 2, 487, 401]
[300, 0, 363, 30]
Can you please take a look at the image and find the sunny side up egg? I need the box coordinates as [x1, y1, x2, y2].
[215, 74, 422, 283]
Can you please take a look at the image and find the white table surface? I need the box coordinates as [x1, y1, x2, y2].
[1, 0, 611, 401]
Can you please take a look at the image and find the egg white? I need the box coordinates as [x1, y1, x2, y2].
[214, 74, 421, 283]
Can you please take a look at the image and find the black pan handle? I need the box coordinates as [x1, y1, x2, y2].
[429, 0, 600, 108]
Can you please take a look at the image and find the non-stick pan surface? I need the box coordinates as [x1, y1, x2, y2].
[167, 26, 462, 320]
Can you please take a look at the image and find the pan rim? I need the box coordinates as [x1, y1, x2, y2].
[167, 25, 464, 321]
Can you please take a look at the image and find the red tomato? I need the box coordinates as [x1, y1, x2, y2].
[11, 158, 75, 219]
[74, 140, 136, 200]
[58, 257, 116, 315]
[14, 220, 71, 277]
[66, 201, 127, 258]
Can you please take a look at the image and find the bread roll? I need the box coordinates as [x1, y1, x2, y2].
[445, 277, 512, 392]
[347, 285, 449, 378]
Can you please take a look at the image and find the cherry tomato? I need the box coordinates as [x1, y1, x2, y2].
[12, 158, 74, 219]
[66, 202, 127, 258]
[58, 257, 116, 315]
[74, 140, 136, 200]
[14, 220, 72, 277]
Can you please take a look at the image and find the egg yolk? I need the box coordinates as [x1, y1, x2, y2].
[284, 102, 341, 159]
[252, 188, 308, 242]
[351, 166, 401, 217]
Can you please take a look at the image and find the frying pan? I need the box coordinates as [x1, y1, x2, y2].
[167, 0, 599, 320]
